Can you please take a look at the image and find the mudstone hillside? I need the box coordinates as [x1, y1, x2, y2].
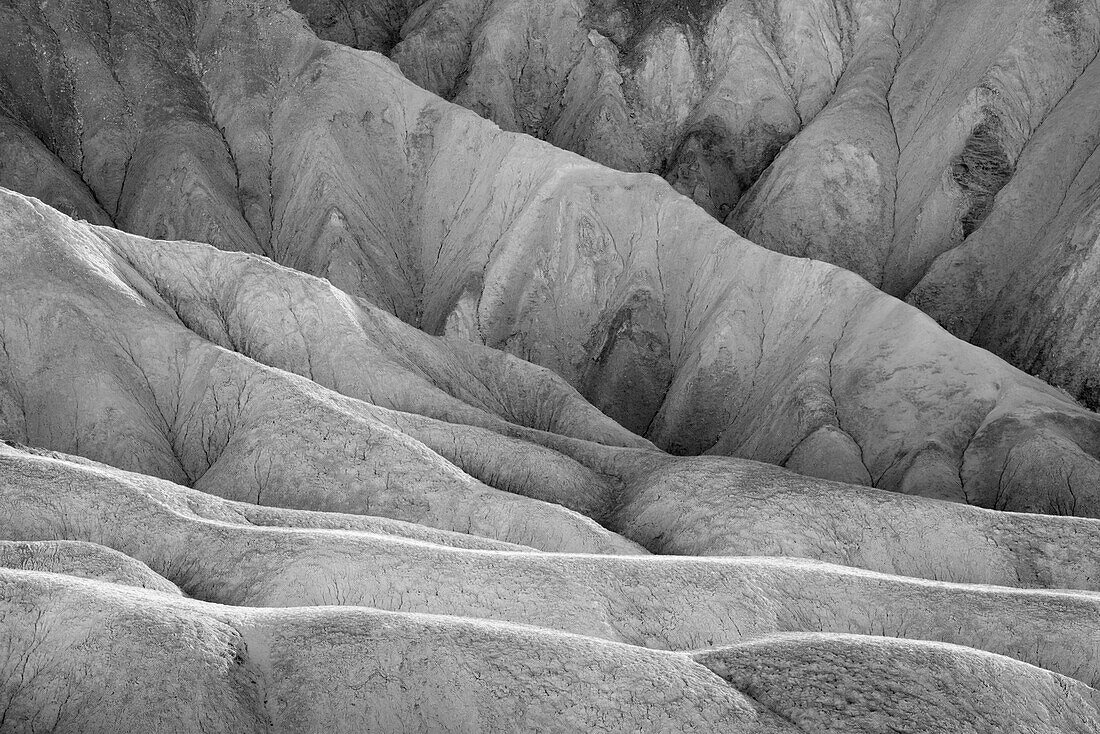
[3, 0, 1100, 731]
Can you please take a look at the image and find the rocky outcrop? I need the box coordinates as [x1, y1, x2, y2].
[0, 115, 111, 226]
[4, 1, 1100, 729]
[0, 192, 652, 553]
[909, 49, 1100, 411]
[301, 0, 842, 221]
[4, 186, 1100, 518]
[2, 0, 1100, 505]
[0, 0, 261, 253]
[280, 0, 1100, 411]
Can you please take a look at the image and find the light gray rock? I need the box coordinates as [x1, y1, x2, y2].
[0, 539, 180, 594]
[287, 0, 1100, 410]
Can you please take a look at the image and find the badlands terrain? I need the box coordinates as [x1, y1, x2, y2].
[3, 0, 1100, 731]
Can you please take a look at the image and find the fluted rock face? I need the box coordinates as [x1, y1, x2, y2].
[3, 0, 1100, 504]
[4, 185, 1099, 521]
[908, 50, 1100, 410]
[283, 0, 1100, 411]
[0, 0, 262, 253]
[4, 0, 1100, 730]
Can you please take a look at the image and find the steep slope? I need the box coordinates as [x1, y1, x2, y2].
[909, 52, 1100, 410]
[284, 0, 1100, 411]
[0, 115, 111, 226]
[0, 0, 261, 252]
[3, 1, 1100, 727]
[0, 193, 647, 553]
[4, 186, 1100, 521]
[1, 0, 1100, 505]
[294, 0, 853, 222]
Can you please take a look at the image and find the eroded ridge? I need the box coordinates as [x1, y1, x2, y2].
[3, 1, 1100, 730]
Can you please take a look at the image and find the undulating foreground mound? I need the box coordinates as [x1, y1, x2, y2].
[2, 570, 798, 733]
[3, 0, 1100, 731]
[288, 0, 1100, 411]
[0, 539, 181, 595]
[698, 634, 1100, 733]
[8, 442, 1100, 689]
[5, 570, 1100, 733]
